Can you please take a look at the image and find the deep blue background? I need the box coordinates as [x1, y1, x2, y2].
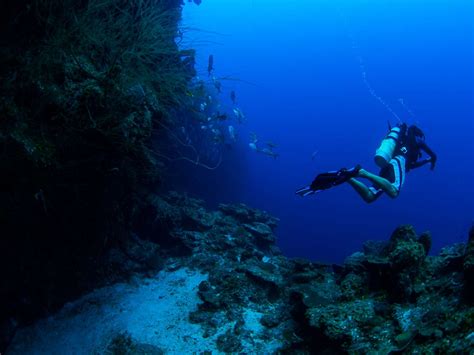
[176, 0, 473, 263]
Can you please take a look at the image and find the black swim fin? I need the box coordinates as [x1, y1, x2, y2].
[296, 165, 361, 197]
[295, 186, 317, 197]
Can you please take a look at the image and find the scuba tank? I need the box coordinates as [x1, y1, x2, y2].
[375, 124, 402, 168]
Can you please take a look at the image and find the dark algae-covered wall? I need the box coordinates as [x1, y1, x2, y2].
[0, 0, 196, 348]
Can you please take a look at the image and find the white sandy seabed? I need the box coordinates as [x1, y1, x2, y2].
[7, 268, 282, 354]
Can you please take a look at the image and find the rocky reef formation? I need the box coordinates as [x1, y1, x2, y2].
[3, 192, 474, 353]
[0, 0, 199, 348]
[126, 193, 474, 353]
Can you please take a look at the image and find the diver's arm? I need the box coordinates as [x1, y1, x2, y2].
[410, 158, 431, 169]
[417, 139, 437, 170]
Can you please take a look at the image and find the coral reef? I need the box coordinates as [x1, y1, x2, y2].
[464, 226, 474, 298]
[4, 192, 474, 353]
[105, 332, 165, 355]
[135, 193, 474, 353]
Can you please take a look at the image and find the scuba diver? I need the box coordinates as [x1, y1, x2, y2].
[296, 123, 437, 202]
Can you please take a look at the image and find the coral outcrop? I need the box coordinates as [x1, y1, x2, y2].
[134, 193, 474, 353]
[464, 226, 474, 302]
[4, 192, 474, 353]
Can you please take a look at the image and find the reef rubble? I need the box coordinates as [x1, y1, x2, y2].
[6, 192, 474, 353]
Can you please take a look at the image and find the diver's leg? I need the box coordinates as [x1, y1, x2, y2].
[347, 178, 378, 203]
[357, 168, 398, 198]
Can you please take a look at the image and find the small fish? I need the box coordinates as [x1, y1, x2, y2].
[266, 141, 277, 148]
[261, 148, 279, 159]
[212, 128, 224, 143]
[215, 112, 227, 121]
[228, 125, 236, 141]
[230, 90, 236, 104]
[208, 55, 214, 76]
[213, 77, 222, 93]
[311, 150, 319, 160]
[233, 107, 245, 123]
[199, 102, 207, 111]
[250, 132, 258, 143]
[249, 142, 258, 151]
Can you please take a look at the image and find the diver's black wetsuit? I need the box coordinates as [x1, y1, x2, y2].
[372, 125, 437, 198]
[296, 124, 437, 198]
[406, 136, 437, 171]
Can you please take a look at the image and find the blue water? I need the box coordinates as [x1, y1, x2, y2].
[178, 0, 473, 263]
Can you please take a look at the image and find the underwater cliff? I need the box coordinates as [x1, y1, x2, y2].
[0, 0, 196, 348]
[5, 193, 474, 353]
[0, 0, 473, 353]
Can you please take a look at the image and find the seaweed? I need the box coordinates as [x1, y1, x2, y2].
[0, 0, 198, 347]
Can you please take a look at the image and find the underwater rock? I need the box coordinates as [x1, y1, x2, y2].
[137, 194, 182, 240]
[307, 300, 377, 343]
[291, 271, 323, 284]
[339, 273, 368, 300]
[182, 205, 215, 231]
[197, 281, 222, 310]
[170, 230, 205, 255]
[105, 332, 165, 355]
[244, 222, 273, 238]
[390, 225, 418, 242]
[394, 330, 418, 351]
[418, 231, 432, 255]
[290, 285, 334, 309]
[100, 237, 163, 279]
[218, 203, 279, 230]
[374, 225, 428, 301]
[439, 243, 466, 271]
[387, 226, 427, 268]
[343, 251, 367, 273]
[463, 226, 474, 298]
[387, 238, 425, 271]
[242, 259, 285, 289]
[216, 329, 243, 353]
[363, 239, 389, 256]
[5, 187, 474, 354]
[260, 313, 282, 328]
[243, 222, 276, 249]
[161, 192, 215, 231]
[166, 218, 474, 353]
[291, 257, 314, 271]
[393, 305, 424, 333]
